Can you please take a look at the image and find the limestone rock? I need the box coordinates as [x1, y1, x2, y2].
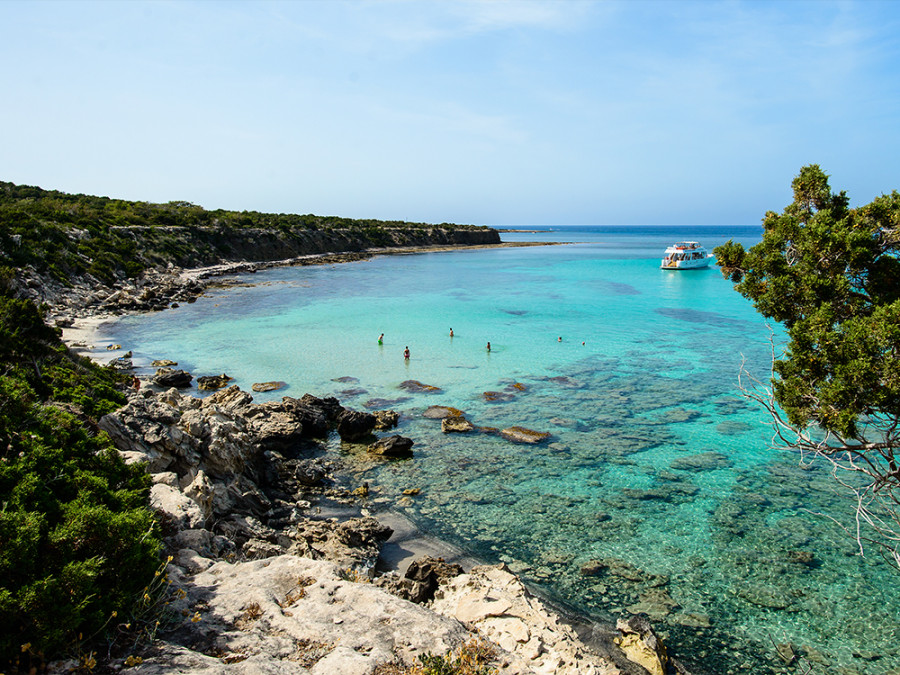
[423, 405, 466, 419]
[432, 564, 618, 675]
[252, 380, 287, 392]
[197, 373, 233, 390]
[368, 435, 414, 458]
[153, 367, 193, 388]
[249, 410, 307, 451]
[337, 409, 378, 441]
[373, 409, 399, 430]
[614, 614, 669, 675]
[150, 483, 206, 530]
[291, 517, 393, 576]
[500, 426, 551, 444]
[442, 416, 475, 433]
[404, 556, 464, 603]
[205, 384, 254, 411]
[130, 556, 472, 674]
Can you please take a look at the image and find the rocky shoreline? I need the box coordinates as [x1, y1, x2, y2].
[47, 244, 693, 674]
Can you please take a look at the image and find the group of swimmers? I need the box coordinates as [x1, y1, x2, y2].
[380, 329, 581, 359]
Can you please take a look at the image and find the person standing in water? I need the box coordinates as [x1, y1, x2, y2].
[404, 346, 410, 360]
[486, 341, 491, 352]
[378, 333, 384, 344]
[449, 328, 454, 337]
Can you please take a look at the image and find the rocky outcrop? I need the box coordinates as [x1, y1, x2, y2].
[152, 367, 193, 388]
[368, 435, 415, 458]
[614, 614, 669, 675]
[197, 373, 233, 390]
[443, 416, 476, 433]
[82, 383, 684, 675]
[431, 564, 620, 675]
[337, 409, 378, 441]
[97, 385, 402, 573]
[125, 555, 474, 675]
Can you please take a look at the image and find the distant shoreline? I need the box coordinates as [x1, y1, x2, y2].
[60, 239, 566, 352]
[497, 228, 554, 233]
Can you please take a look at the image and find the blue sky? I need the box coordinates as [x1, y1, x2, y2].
[2, 0, 898, 226]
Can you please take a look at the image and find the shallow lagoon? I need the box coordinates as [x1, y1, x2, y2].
[103, 226, 899, 674]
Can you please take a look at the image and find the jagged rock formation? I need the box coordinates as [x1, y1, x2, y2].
[82, 385, 675, 674]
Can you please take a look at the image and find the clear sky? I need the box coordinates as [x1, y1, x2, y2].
[2, 0, 899, 227]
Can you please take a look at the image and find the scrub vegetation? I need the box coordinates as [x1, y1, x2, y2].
[0, 275, 160, 669]
[0, 180, 490, 286]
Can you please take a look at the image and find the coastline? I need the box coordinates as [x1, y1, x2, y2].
[53, 239, 686, 674]
[60, 240, 563, 351]
[57, 240, 535, 581]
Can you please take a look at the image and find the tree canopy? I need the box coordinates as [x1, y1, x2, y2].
[715, 164, 900, 564]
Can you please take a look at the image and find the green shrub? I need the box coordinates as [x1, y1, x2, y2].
[0, 294, 160, 668]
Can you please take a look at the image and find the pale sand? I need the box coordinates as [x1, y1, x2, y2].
[374, 508, 482, 574]
[61, 315, 119, 358]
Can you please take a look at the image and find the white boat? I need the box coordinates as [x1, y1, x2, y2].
[660, 241, 714, 270]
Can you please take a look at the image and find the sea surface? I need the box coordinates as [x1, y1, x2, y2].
[100, 225, 899, 674]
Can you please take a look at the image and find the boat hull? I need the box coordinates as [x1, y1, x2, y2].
[660, 256, 713, 270]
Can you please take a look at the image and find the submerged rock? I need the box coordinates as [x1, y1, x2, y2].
[400, 379, 442, 393]
[483, 391, 515, 403]
[423, 405, 466, 419]
[251, 380, 287, 392]
[670, 451, 732, 472]
[500, 426, 551, 444]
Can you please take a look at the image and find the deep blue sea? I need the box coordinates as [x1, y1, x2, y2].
[100, 225, 899, 674]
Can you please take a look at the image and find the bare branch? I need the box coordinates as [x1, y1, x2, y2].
[738, 330, 900, 571]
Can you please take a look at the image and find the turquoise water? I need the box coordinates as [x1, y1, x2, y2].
[101, 226, 899, 674]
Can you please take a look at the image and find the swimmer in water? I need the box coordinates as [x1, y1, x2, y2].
[404, 346, 410, 360]
[450, 328, 454, 337]
[486, 341, 491, 352]
[378, 333, 384, 344]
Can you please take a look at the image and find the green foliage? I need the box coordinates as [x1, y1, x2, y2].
[714, 165, 900, 439]
[0, 180, 489, 287]
[0, 292, 159, 668]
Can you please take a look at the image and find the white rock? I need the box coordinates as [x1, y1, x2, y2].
[310, 646, 375, 675]
[149, 483, 205, 529]
[432, 564, 619, 675]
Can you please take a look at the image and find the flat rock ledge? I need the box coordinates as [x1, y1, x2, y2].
[432, 563, 619, 675]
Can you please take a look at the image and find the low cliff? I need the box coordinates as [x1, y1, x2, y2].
[0, 179, 501, 312]
[110, 223, 501, 269]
